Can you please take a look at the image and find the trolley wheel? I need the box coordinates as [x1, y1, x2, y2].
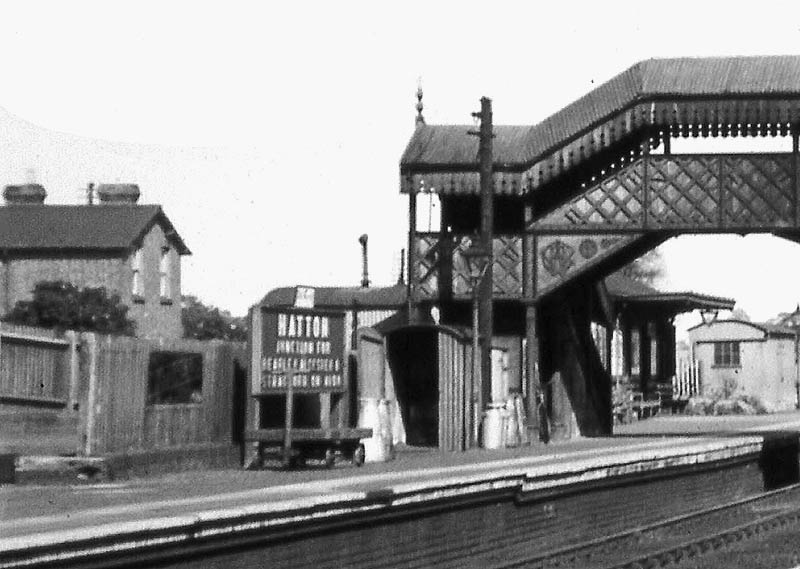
[324, 447, 336, 469]
[353, 443, 366, 467]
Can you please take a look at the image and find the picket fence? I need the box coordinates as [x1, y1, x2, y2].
[674, 358, 702, 399]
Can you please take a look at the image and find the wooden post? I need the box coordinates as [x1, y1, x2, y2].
[283, 368, 295, 467]
[642, 134, 650, 229]
[522, 201, 540, 442]
[244, 307, 263, 468]
[525, 305, 542, 443]
[0, 250, 9, 314]
[471, 294, 480, 447]
[640, 320, 651, 396]
[793, 128, 799, 227]
[82, 333, 99, 457]
[477, 96, 494, 421]
[66, 331, 80, 412]
[407, 190, 418, 323]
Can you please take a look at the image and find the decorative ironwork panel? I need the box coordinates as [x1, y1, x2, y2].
[536, 161, 646, 229]
[413, 235, 440, 299]
[450, 236, 472, 297]
[414, 235, 523, 300]
[535, 234, 641, 298]
[401, 171, 525, 196]
[722, 155, 794, 227]
[451, 235, 523, 299]
[648, 156, 720, 228]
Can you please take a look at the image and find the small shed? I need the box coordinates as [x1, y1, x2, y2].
[688, 319, 799, 412]
[356, 323, 476, 451]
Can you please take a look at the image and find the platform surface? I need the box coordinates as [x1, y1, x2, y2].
[2, 412, 800, 549]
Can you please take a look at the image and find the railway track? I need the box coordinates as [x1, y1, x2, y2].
[509, 482, 800, 569]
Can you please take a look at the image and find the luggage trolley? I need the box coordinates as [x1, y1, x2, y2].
[246, 304, 370, 469]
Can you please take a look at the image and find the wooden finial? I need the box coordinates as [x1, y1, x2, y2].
[415, 79, 425, 126]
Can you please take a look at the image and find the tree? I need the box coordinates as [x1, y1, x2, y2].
[731, 308, 751, 322]
[181, 295, 247, 341]
[4, 281, 135, 335]
[619, 248, 665, 285]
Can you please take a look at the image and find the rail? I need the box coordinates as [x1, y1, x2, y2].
[546, 482, 800, 569]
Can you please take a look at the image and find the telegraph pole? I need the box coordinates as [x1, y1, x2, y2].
[472, 97, 494, 425]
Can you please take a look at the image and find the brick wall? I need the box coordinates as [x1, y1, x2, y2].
[149, 455, 767, 569]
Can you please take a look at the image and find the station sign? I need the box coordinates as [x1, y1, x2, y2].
[256, 306, 345, 394]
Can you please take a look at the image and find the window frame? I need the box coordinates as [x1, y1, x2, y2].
[713, 341, 741, 368]
[131, 247, 144, 300]
[159, 246, 171, 301]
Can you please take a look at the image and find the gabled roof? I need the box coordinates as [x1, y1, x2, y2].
[401, 56, 800, 194]
[0, 205, 190, 254]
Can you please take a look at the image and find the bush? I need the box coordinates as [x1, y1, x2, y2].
[683, 394, 768, 416]
[3, 281, 135, 335]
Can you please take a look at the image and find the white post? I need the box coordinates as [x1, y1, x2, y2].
[83, 333, 99, 456]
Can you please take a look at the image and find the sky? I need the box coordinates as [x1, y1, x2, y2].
[2, 1, 800, 334]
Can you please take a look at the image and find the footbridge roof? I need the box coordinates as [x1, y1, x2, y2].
[401, 56, 800, 195]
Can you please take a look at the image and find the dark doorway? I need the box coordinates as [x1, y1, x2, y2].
[386, 327, 438, 446]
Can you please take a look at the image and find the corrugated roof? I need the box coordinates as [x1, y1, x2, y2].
[259, 276, 731, 313]
[401, 56, 800, 192]
[259, 284, 407, 309]
[0, 205, 190, 254]
[604, 272, 735, 310]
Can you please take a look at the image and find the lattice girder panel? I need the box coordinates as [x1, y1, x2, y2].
[648, 156, 721, 228]
[536, 161, 646, 230]
[491, 236, 523, 298]
[535, 233, 641, 298]
[412, 234, 440, 299]
[532, 153, 798, 233]
[723, 155, 794, 227]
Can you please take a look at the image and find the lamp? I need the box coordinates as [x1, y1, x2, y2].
[461, 238, 490, 447]
[700, 308, 719, 326]
[462, 238, 490, 290]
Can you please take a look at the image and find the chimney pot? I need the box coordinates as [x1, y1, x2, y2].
[97, 183, 140, 205]
[3, 184, 46, 205]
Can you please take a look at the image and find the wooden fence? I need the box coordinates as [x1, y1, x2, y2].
[0, 323, 78, 408]
[83, 334, 246, 456]
[1, 323, 246, 457]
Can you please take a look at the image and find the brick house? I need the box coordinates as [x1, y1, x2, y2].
[0, 183, 190, 339]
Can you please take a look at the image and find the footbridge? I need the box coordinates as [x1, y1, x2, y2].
[400, 56, 800, 440]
